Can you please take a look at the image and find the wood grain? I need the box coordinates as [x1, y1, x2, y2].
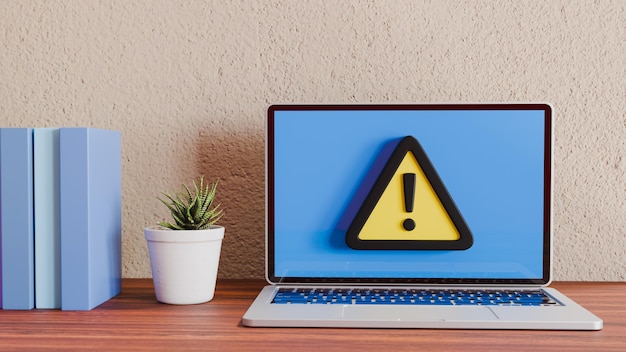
[0, 280, 623, 351]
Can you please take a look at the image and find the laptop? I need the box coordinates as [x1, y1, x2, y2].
[242, 103, 603, 330]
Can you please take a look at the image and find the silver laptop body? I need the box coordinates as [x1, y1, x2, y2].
[242, 104, 602, 330]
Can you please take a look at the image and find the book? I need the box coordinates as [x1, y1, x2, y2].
[33, 128, 62, 309]
[59, 128, 122, 310]
[0, 174, 1, 310]
[0, 128, 35, 310]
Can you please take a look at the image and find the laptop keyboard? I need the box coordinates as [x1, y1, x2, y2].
[272, 288, 561, 306]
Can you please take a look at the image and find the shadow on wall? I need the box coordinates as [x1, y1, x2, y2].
[193, 129, 265, 279]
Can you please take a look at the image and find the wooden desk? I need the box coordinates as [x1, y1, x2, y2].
[0, 280, 623, 351]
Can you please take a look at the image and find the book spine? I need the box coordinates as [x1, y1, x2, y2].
[60, 128, 122, 310]
[0, 128, 35, 310]
[33, 128, 61, 309]
[0, 198, 1, 309]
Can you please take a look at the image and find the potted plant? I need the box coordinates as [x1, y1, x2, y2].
[144, 176, 224, 305]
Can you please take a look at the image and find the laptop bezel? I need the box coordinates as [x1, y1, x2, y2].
[265, 103, 553, 286]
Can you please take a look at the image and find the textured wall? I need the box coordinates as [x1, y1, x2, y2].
[0, 1, 624, 281]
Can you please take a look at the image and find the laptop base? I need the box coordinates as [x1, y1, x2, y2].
[243, 286, 602, 330]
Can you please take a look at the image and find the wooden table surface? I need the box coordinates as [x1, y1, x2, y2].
[0, 279, 624, 351]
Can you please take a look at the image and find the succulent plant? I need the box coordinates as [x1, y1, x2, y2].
[158, 176, 223, 230]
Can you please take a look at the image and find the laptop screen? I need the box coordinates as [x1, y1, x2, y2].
[267, 104, 552, 285]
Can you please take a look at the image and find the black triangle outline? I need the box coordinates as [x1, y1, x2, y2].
[345, 136, 473, 250]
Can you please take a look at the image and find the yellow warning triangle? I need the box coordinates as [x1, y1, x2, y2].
[346, 136, 473, 250]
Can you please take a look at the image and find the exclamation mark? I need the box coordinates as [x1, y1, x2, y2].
[402, 173, 416, 231]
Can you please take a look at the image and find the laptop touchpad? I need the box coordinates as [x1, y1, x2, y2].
[341, 306, 498, 321]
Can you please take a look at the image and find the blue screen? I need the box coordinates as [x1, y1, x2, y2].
[269, 105, 550, 282]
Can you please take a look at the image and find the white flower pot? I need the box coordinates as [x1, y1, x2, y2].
[144, 225, 224, 305]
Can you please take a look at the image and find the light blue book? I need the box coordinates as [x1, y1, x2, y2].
[59, 128, 122, 310]
[34, 128, 61, 309]
[0, 199, 1, 309]
[0, 128, 35, 310]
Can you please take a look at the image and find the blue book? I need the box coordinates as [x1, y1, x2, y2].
[59, 128, 122, 310]
[0, 128, 35, 310]
[0, 197, 1, 309]
[33, 128, 61, 309]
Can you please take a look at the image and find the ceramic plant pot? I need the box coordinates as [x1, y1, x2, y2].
[144, 225, 224, 305]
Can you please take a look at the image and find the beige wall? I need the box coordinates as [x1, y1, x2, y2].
[1, 1, 624, 281]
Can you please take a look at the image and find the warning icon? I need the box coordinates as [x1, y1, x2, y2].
[345, 136, 473, 250]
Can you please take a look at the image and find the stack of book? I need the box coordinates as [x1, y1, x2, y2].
[0, 128, 122, 311]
